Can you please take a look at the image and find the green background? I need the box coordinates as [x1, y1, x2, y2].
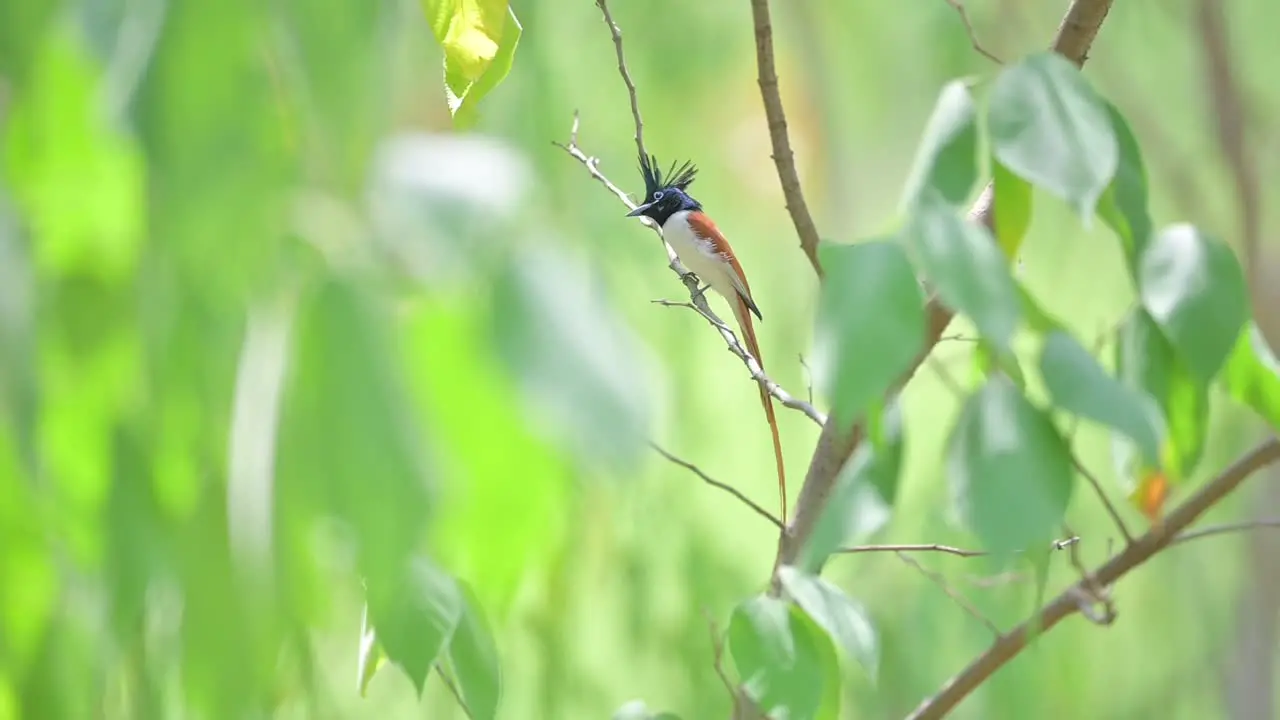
[1, 0, 1277, 718]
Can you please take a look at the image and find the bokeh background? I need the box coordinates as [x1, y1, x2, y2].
[2, 0, 1279, 718]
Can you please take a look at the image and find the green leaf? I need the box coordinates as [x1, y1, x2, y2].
[1096, 102, 1153, 269]
[814, 241, 925, 426]
[971, 339, 1027, 391]
[900, 80, 979, 208]
[365, 557, 463, 696]
[949, 375, 1074, 555]
[776, 566, 879, 681]
[1138, 224, 1248, 383]
[1113, 308, 1208, 484]
[728, 596, 825, 720]
[800, 397, 904, 571]
[1221, 322, 1280, 432]
[906, 196, 1021, 349]
[445, 582, 502, 720]
[491, 245, 655, 471]
[992, 160, 1033, 259]
[987, 51, 1117, 219]
[422, 0, 520, 126]
[1039, 330, 1164, 464]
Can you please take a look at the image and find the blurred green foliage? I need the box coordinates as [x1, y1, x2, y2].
[3, 0, 1280, 719]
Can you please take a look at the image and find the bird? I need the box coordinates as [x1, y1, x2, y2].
[625, 153, 787, 522]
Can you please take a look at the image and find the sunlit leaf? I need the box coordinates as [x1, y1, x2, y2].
[900, 80, 978, 208]
[777, 566, 879, 681]
[814, 240, 925, 427]
[366, 557, 463, 695]
[987, 51, 1117, 219]
[423, 0, 520, 125]
[3, 25, 146, 284]
[445, 582, 502, 720]
[1113, 308, 1208, 488]
[1221, 322, 1280, 432]
[992, 160, 1032, 259]
[800, 397, 904, 571]
[1138, 224, 1248, 384]
[728, 595, 825, 720]
[491, 245, 656, 471]
[1039, 330, 1164, 464]
[949, 375, 1074, 555]
[1096, 102, 1152, 269]
[906, 195, 1021, 349]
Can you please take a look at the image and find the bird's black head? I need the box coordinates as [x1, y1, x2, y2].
[625, 153, 701, 225]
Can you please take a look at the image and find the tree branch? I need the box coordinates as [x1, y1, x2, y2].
[906, 437, 1280, 720]
[776, 0, 1117, 577]
[749, 0, 824, 278]
[650, 442, 785, 531]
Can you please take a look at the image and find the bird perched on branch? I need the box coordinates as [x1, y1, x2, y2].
[626, 153, 787, 521]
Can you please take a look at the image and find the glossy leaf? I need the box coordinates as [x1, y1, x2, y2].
[814, 240, 925, 426]
[1113, 308, 1208, 486]
[1039, 330, 1164, 464]
[800, 397, 904, 571]
[1096, 102, 1153, 269]
[900, 80, 979, 208]
[777, 566, 879, 682]
[991, 160, 1033, 260]
[491, 245, 655, 471]
[445, 582, 503, 720]
[948, 375, 1074, 555]
[987, 51, 1117, 219]
[423, 0, 521, 126]
[728, 595, 825, 720]
[366, 557, 463, 695]
[1138, 224, 1248, 384]
[906, 196, 1021, 349]
[1221, 323, 1280, 432]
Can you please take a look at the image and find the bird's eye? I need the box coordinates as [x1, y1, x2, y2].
[653, 190, 665, 200]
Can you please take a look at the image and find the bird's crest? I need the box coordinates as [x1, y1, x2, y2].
[638, 153, 698, 199]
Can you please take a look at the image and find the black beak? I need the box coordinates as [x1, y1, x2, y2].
[625, 202, 653, 218]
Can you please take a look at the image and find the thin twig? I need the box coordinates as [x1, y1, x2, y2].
[896, 551, 1002, 636]
[907, 437, 1280, 719]
[702, 609, 737, 699]
[1072, 456, 1134, 544]
[748, 0, 824, 277]
[943, 0, 1003, 64]
[650, 442, 784, 531]
[594, 0, 645, 159]
[434, 663, 474, 720]
[651, 299, 827, 425]
[798, 354, 815, 405]
[1173, 519, 1280, 545]
[837, 537, 1078, 558]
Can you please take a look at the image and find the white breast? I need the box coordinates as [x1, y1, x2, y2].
[661, 210, 738, 302]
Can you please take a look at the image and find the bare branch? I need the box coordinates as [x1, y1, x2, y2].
[748, 0, 824, 277]
[652, 299, 827, 425]
[1072, 456, 1134, 544]
[942, 0, 1003, 64]
[650, 442, 784, 531]
[594, 0, 645, 159]
[906, 437, 1280, 720]
[896, 551, 1002, 636]
[434, 663, 474, 720]
[837, 537, 1078, 559]
[1173, 519, 1280, 546]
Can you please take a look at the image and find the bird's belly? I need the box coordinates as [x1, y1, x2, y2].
[663, 217, 734, 296]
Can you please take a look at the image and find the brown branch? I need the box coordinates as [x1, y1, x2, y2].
[594, 0, 644, 158]
[896, 551, 1002, 636]
[650, 442, 785, 531]
[906, 437, 1280, 720]
[942, 0, 1004, 64]
[1072, 456, 1134, 544]
[775, 0, 1117, 578]
[748, 0, 824, 278]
